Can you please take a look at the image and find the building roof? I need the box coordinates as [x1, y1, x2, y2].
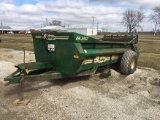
[11, 26, 38, 31]
[0, 26, 12, 30]
[40, 26, 66, 31]
[0, 26, 12, 29]
[67, 28, 87, 30]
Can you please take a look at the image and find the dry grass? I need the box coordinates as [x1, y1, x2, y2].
[138, 41, 160, 71]
[0, 34, 33, 51]
[138, 53, 160, 70]
[138, 34, 160, 41]
[137, 34, 160, 71]
[0, 33, 160, 71]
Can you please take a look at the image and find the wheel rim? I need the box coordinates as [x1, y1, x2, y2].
[131, 59, 136, 70]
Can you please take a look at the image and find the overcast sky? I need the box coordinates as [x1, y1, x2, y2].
[0, 0, 160, 32]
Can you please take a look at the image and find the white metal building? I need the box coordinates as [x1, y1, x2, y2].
[67, 28, 97, 36]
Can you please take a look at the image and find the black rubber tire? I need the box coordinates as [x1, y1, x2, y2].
[120, 50, 137, 75]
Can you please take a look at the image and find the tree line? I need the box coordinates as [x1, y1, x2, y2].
[48, 6, 160, 35]
[122, 6, 160, 35]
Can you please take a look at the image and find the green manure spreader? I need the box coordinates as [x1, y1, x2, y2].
[4, 32, 139, 103]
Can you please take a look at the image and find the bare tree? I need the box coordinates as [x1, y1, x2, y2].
[49, 20, 63, 26]
[122, 9, 145, 33]
[101, 27, 106, 33]
[149, 6, 160, 35]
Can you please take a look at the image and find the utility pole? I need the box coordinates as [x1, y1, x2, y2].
[1, 21, 3, 34]
[154, 22, 158, 36]
[46, 18, 48, 26]
[127, 24, 128, 33]
[92, 16, 95, 35]
[97, 22, 98, 34]
[41, 23, 42, 28]
[106, 26, 108, 33]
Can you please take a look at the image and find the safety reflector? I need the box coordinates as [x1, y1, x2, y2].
[74, 55, 79, 59]
[25, 69, 30, 74]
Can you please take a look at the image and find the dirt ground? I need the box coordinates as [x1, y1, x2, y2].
[0, 48, 160, 120]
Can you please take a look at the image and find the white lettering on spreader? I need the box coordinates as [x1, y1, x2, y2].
[76, 36, 89, 41]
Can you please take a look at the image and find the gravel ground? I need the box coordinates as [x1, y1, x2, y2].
[0, 48, 160, 120]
